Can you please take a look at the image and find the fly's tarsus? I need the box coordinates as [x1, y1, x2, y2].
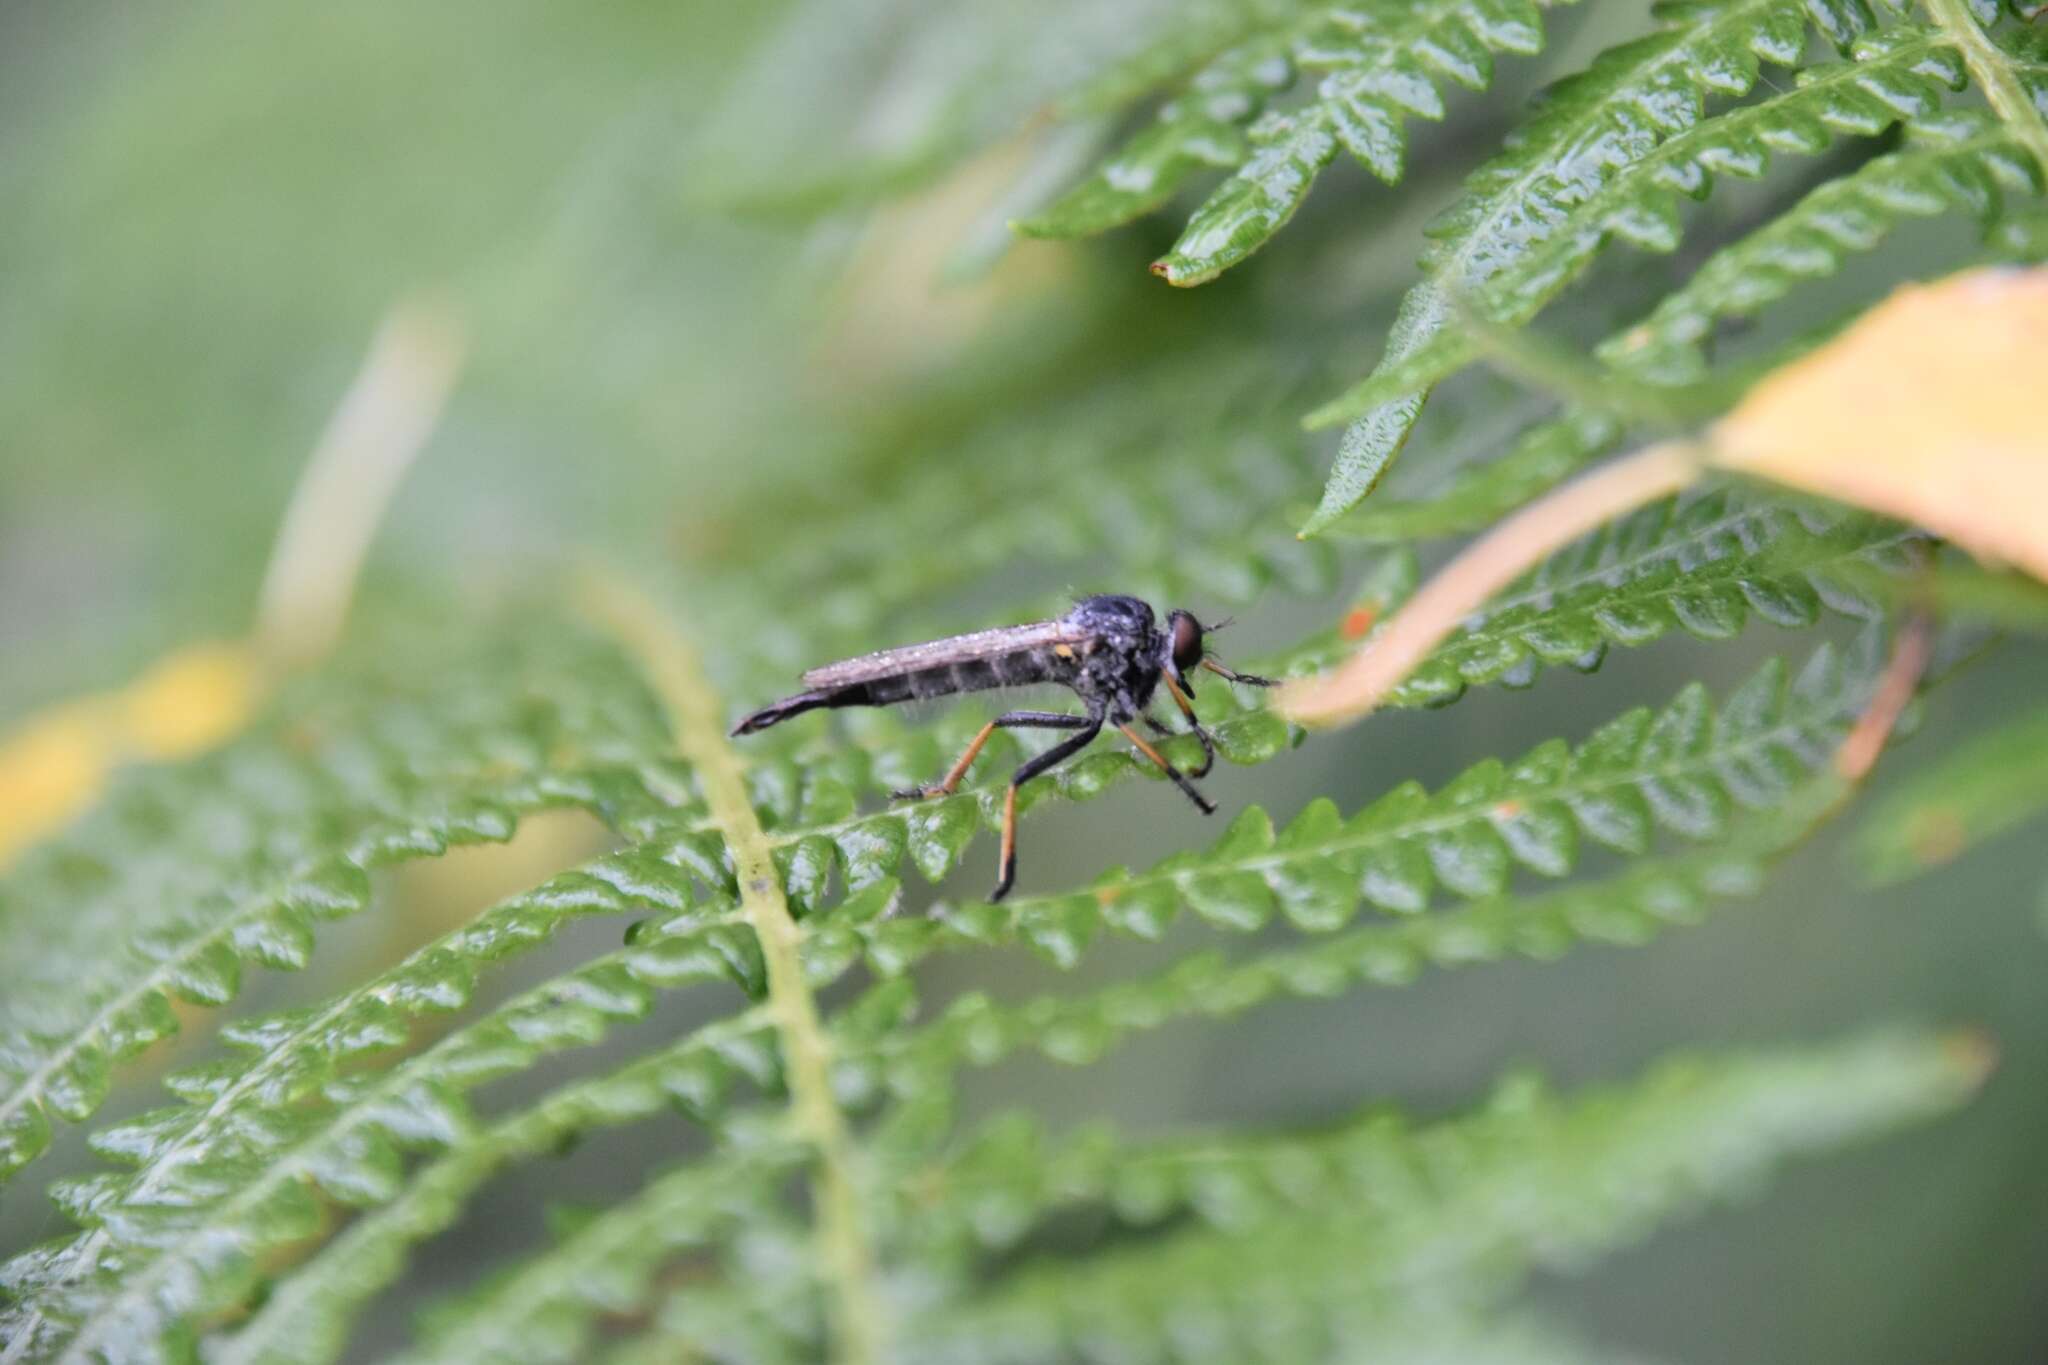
[1203, 657, 1275, 688]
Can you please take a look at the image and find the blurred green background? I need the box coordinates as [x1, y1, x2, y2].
[3, 3, 2045, 1360]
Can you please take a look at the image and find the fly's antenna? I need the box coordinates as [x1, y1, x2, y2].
[1204, 616, 1235, 634]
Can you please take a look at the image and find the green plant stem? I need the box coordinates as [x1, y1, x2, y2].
[584, 573, 888, 1365]
[1925, 0, 2048, 185]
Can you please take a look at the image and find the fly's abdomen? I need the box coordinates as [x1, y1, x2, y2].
[864, 647, 1064, 704]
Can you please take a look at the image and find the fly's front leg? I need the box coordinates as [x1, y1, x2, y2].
[891, 711, 1090, 801]
[1117, 722, 1216, 815]
[1160, 673, 1217, 779]
[991, 707, 1105, 902]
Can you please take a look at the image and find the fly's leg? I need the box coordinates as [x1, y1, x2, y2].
[892, 711, 1090, 801]
[1117, 722, 1216, 815]
[1202, 658, 1276, 688]
[1142, 709, 1218, 783]
[991, 709, 1105, 902]
[1158, 673, 1217, 778]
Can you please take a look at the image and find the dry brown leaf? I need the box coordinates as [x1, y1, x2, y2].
[1711, 265, 2048, 582]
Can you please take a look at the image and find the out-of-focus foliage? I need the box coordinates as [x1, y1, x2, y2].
[3, 0, 2044, 1361]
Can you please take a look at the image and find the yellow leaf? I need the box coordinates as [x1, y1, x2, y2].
[0, 641, 263, 869]
[1711, 265, 2048, 583]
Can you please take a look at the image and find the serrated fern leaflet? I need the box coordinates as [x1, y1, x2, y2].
[1018, 0, 1582, 283]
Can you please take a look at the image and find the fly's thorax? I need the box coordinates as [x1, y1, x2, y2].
[1066, 594, 1156, 636]
[1060, 614, 1165, 718]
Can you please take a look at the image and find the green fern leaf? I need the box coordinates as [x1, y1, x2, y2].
[1019, 0, 1580, 283]
[906, 1029, 1983, 1364]
[1600, 106, 2047, 381]
[1360, 487, 1914, 708]
[0, 868, 780, 1363]
[0, 625, 672, 1185]
[1313, 24, 1967, 418]
[1298, 0, 1887, 535]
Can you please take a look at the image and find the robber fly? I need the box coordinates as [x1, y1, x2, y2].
[731, 594, 1273, 902]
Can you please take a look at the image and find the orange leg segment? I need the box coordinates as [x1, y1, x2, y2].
[1159, 673, 1216, 777]
[894, 719, 998, 800]
[994, 784, 1020, 900]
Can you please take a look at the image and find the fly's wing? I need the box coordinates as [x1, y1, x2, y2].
[800, 620, 1078, 688]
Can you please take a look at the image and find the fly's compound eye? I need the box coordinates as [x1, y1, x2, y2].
[1169, 610, 1204, 675]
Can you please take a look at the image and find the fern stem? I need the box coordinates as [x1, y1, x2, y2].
[1278, 440, 1703, 727]
[1924, 0, 2048, 186]
[1835, 611, 1933, 781]
[584, 574, 889, 1365]
[254, 301, 465, 670]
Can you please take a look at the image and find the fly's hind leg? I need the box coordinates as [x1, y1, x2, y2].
[991, 709, 1105, 902]
[891, 711, 1091, 802]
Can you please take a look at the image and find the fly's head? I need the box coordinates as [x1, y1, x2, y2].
[1164, 609, 1273, 696]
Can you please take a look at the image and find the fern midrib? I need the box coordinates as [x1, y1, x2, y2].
[587, 580, 889, 1365]
[1925, 0, 2048, 183]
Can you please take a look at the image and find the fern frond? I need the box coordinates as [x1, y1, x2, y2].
[218, 966, 929, 1365]
[0, 866, 778, 1363]
[1019, 0, 1579, 283]
[1851, 700, 2048, 885]
[1314, 24, 1967, 417]
[1927, 0, 2048, 184]
[865, 835, 1801, 1110]
[1298, 0, 1889, 534]
[3, 632, 1871, 1363]
[1352, 486, 1912, 708]
[394, 1134, 818, 1365]
[1600, 106, 2047, 381]
[905, 1029, 1984, 1364]
[244, 789, 1848, 1361]
[906, 1022, 1972, 1257]
[0, 625, 673, 1183]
